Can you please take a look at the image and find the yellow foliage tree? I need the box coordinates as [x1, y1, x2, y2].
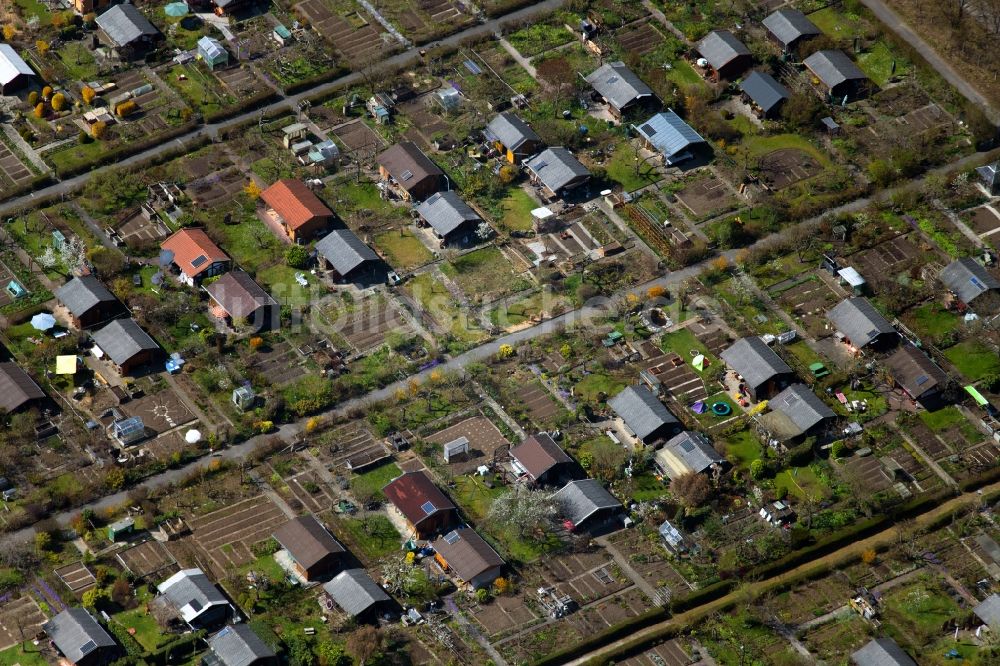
[41, 84, 52, 99]
[81, 85, 96, 105]
[429, 369, 443, 383]
[2, 25, 16, 41]
[647, 285, 666, 300]
[861, 549, 877, 565]
[51, 92, 65, 112]
[91, 120, 107, 139]
[36, 41, 49, 56]
[244, 180, 261, 199]
[710, 255, 730, 272]
[497, 343, 514, 359]
[492, 577, 510, 595]
[33, 103, 44, 118]
[404, 551, 416, 566]
[51, 12, 66, 28]
[305, 417, 320, 433]
[249, 336, 263, 351]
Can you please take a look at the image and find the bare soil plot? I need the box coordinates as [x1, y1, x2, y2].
[467, 592, 540, 637]
[216, 66, 263, 97]
[966, 206, 1000, 235]
[849, 234, 920, 277]
[397, 95, 450, 144]
[676, 174, 735, 217]
[382, 0, 471, 40]
[619, 640, 691, 666]
[903, 420, 952, 459]
[285, 469, 338, 513]
[121, 388, 196, 435]
[606, 529, 691, 593]
[117, 539, 178, 579]
[189, 495, 289, 575]
[114, 209, 170, 246]
[317, 421, 385, 471]
[773, 276, 839, 329]
[653, 355, 709, 405]
[0, 596, 47, 651]
[427, 415, 510, 475]
[896, 102, 950, 133]
[54, 561, 96, 593]
[568, 586, 648, 633]
[838, 456, 892, 493]
[615, 24, 665, 56]
[187, 166, 248, 208]
[689, 321, 731, 356]
[0, 141, 33, 192]
[963, 442, 999, 473]
[249, 339, 306, 386]
[758, 149, 822, 190]
[331, 299, 412, 352]
[768, 573, 854, 625]
[295, 0, 387, 61]
[329, 119, 387, 160]
[517, 382, 564, 426]
[527, 220, 603, 262]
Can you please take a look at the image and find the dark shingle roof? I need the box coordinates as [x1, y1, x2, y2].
[739, 71, 790, 113]
[0, 362, 44, 412]
[415, 190, 482, 237]
[43, 607, 117, 665]
[272, 515, 344, 572]
[607, 385, 678, 441]
[322, 569, 390, 616]
[761, 9, 820, 47]
[851, 637, 917, 666]
[315, 229, 379, 277]
[697, 30, 751, 71]
[56, 276, 117, 317]
[377, 142, 443, 193]
[827, 298, 895, 348]
[96, 4, 159, 47]
[383, 471, 456, 528]
[978, 161, 999, 189]
[552, 479, 622, 527]
[525, 147, 591, 194]
[156, 569, 229, 624]
[766, 384, 835, 437]
[658, 431, 724, 477]
[885, 345, 947, 399]
[584, 61, 654, 112]
[634, 110, 706, 161]
[720, 337, 793, 391]
[432, 526, 504, 584]
[91, 318, 159, 366]
[940, 257, 1000, 305]
[974, 594, 1000, 628]
[510, 433, 573, 482]
[485, 113, 541, 152]
[207, 625, 275, 666]
[803, 50, 867, 89]
[205, 272, 278, 321]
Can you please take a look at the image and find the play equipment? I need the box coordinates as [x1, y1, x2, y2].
[711, 402, 732, 416]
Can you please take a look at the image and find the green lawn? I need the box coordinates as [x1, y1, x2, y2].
[743, 134, 832, 167]
[575, 372, 626, 403]
[507, 22, 574, 57]
[607, 142, 661, 193]
[238, 552, 287, 582]
[498, 188, 539, 232]
[666, 59, 703, 87]
[783, 340, 826, 373]
[904, 302, 959, 342]
[113, 608, 170, 651]
[0, 643, 48, 666]
[627, 472, 667, 502]
[918, 405, 968, 432]
[723, 429, 762, 468]
[338, 515, 402, 560]
[883, 578, 963, 646]
[944, 340, 1000, 382]
[55, 42, 99, 81]
[14, 0, 51, 24]
[808, 7, 862, 39]
[693, 392, 737, 428]
[328, 181, 404, 219]
[47, 139, 107, 174]
[374, 229, 433, 270]
[773, 466, 831, 502]
[489, 290, 571, 329]
[452, 474, 505, 520]
[349, 461, 402, 501]
[405, 272, 486, 343]
[165, 64, 232, 116]
[256, 263, 315, 308]
[440, 246, 531, 300]
[857, 42, 909, 87]
[660, 327, 712, 361]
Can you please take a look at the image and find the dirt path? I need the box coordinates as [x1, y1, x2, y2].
[564, 480, 1000, 665]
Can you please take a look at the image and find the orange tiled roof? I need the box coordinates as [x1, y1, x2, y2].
[161, 228, 229, 278]
[259, 179, 332, 230]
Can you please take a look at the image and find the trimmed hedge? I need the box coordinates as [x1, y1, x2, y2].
[204, 90, 282, 124]
[52, 121, 200, 179]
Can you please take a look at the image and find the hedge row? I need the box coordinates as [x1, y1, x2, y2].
[283, 64, 351, 96]
[204, 90, 282, 124]
[52, 121, 200, 179]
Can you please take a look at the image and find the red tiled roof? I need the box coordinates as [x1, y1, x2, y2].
[161, 228, 228, 278]
[382, 471, 456, 527]
[259, 179, 332, 231]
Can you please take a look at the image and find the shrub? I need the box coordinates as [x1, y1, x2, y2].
[115, 100, 137, 117]
[51, 92, 66, 111]
[285, 244, 309, 268]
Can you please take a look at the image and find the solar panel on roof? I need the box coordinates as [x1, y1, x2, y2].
[191, 255, 208, 268]
[867, 329, 880, 339]
[401, 170, 413, 181]
[640, 123, 656, 136]
[443, 530, 460, 544]
[971, 277, 986, 289]
[188, 599, 203, 612]
[915, 375, 929, 385]
[80, 640, 97, 655]
[421, 501, 435, 515]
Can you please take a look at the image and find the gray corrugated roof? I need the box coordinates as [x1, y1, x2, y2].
[552, 479, 622, 526]
[315, 229, 379, 276]
[720, 337, 793, 391]
[974, 594, 1000, 628]
[157, 568, 229, 623]
[485, 113, 541, 152]
[56, 276, 117, 317]
[660, 431, 724, 475]
[635, 110, 706, 161]
[207, 625, 275, 666]
[323, 569, 390, 616]
[977, 161, 999, 188]
[607, 385, 678, 441]
[768, 384, 834, 435]
[584, 61, 654, 112]
[940, 257, 1000, 305]
[697, 30, 751, 70]
[851, 637, 917, 666]
[739, 71, 790, 113]
[415, 190, 482, 237]
[43, 607, 117, 665]
[0, 44, 33, 86]
[761, 9, 820, 47]
[803, 50, 867, 88]
[91, 318, 159, 366]
[525, 147, 591, 194]
[827, 297, 895, 348]
[0, 362, 45, 412]
[96, 4, 159, 47]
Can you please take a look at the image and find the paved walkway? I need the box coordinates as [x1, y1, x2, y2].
[859, 0, 1000, 124]
[498, 38, 536, 79]
[596, 535, 663, 603]
[1, 124, 49, 174]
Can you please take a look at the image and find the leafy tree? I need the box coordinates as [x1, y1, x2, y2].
[2, 25, 15, 40]
[475, 587, 490, 603]
[861, 548, 877, 565]
[33, 103, 44, 119]
[830, 440, 847, 458]
[589, 439, 625, 482]
[91, 120, 107, 139]
[104, 467, 126, 491]
[749, 458, 765, 480]
[492, 577, 510, 595]
[82, 587, 109, 610]
[285, 244, 309, 268]
[41, 84, 52, 99]
[34, 532, 52, 553]
[497, 343, 514, 359]
[51, 92, 65, 112]
[315, 641, 348, 666]
[284, 632, 314, 666]
[672, 472, 711, 508]
[27, 91, 38, 106]
[81, 85, 96, 105]
[111, 578, 131, 606]
[36, 41, 49, 56]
